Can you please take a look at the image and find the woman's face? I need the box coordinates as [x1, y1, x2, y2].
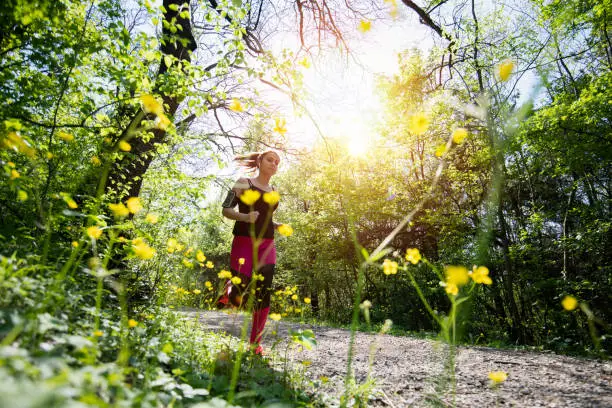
[259, 152, 280, 176]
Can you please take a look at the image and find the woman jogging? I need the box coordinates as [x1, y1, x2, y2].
[218, 150, 283, 355]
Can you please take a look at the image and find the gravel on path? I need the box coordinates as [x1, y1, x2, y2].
[184, 310, 612, 407]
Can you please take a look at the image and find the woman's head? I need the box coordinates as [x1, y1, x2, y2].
[235, 150, 280, 175]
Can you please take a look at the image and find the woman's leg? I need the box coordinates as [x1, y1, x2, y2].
[249, 263, 275, 349]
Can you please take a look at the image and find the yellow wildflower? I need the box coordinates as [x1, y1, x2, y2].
[240, 189, 261, 205]
[205, 281, 212, 288]
[218, 270, 232, 279]
[408, 112, 429, 135]
[108, 202, 130, 218]
[10, 169, 20, 179]
[498, 60, 514, 82]
[193, 289, 201, 295]
[182, 258, 194, 268]
[291, 294, 298, 300]
[231, 276, 242, 285]
[298, 57, 310, 69]
[405, 248, 421, 264]
[278, 224, 293, 237]
[269, 313, 281, 321]
[273, 118, 287, 135]
[140, 94, 164, 116]
[72, 241, 79, 248]
[67, 199, 78, 209]
[126, 197, 143, 214]
[445, 265, 469, 287]
[119, 141, 131, 152]
[128, 319, 138, 328]
[132, 238, 156, 260]
[358, 20, 372, 33]
[304, 297, 311, 304]
[58, 131, 74, 142]
[238, 257, 245, 265]
[196, 250, 206, 262]
[445, 282, 459, 296]
[452, 128, 468, 144]
[562, 295, 578, 311]
[93, 330, 104, 337]
[382, 259, 398, 275]
[17, 190, 28, 201]
[91, 156, 101, 166]
[145, 213, 159, 224]
[87, 226, 103, 240]
[470, 265, 492, 285]
[435, 144, 446, 157]
[155, 113, 171, 130]
[167, 238, 180, 253]
[46, 152, 53, 159]
[263, 191, 280, 205]
[488, 371, 508, 384]
[229, 98, 243, 112]
[7, 162, 15, 168]
[206, 261, 214, 269]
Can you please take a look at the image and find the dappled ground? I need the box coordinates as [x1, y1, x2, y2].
[183, 310, 612, 407]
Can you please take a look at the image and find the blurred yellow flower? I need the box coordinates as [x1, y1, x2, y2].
[498, 60, 514, 82]
[408, 112, 430, 135]
[167, 238, 179, 253]
[128, 319, 138, 328]
[238, 257, 245, 265]
[87, 226, 103, 240]
[46, 152, 54, 159]
[17, 190, 28, 201]
[119, 141, 131, 152]
[206, 261, 214, 269]
[145, 213, 159, 224]
[445, 265, 469, 286]
[291, 294, 298, 300]
[140, 94, 164, 116]
[91, 156, 101, 166]
[10, 169, 20, 179]
[229, 98, 243, 112]
[58, 131, 74, 142]
[488, 371, 508, 384]
[405, 248, 421, 264]
[435, 144, 446, 157]
[218, 270, 232, 279]
[278, 224, 293, 237]
[193, 289, 201, 295]
[445, 282, 459, 296]
[205, 281, 212, 288]
[562, 295, 578, 311]
[273, 118, 287, 135]
[240, 189, 261, 205]
[155, 113, 171, 130]
[298, 57, 310, 69]
[126, 197, 143, 214]
[67, 199, 78, 209]
[93, 330, 104, 337]
[383, 259, 398, 275]
[263, 191, 280, 205]
[71, 241, 79, 248]
[358, 20, 372, 33]
[109, 202, 130, 218]
[231, 276, 242, 285]
[3, 132, 36, 157]
[196, 250, 206, 262]
[452, 128, 468, 144]
[182, 258, 194, 268]
[269, 313, 281, 321]
[132, 238, 155, 260]
[470, 265, 492, 285]
[304, 297, 311, 304]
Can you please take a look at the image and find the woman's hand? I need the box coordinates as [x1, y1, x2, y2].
[243, 211, 260, 223]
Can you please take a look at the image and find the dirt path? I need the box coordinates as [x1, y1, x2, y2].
[185, 310, 612, 407]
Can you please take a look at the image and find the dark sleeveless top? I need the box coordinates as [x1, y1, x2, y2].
[232, 179, 278, 239]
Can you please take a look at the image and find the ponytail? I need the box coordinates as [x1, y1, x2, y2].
[234, 150, 279, 172]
